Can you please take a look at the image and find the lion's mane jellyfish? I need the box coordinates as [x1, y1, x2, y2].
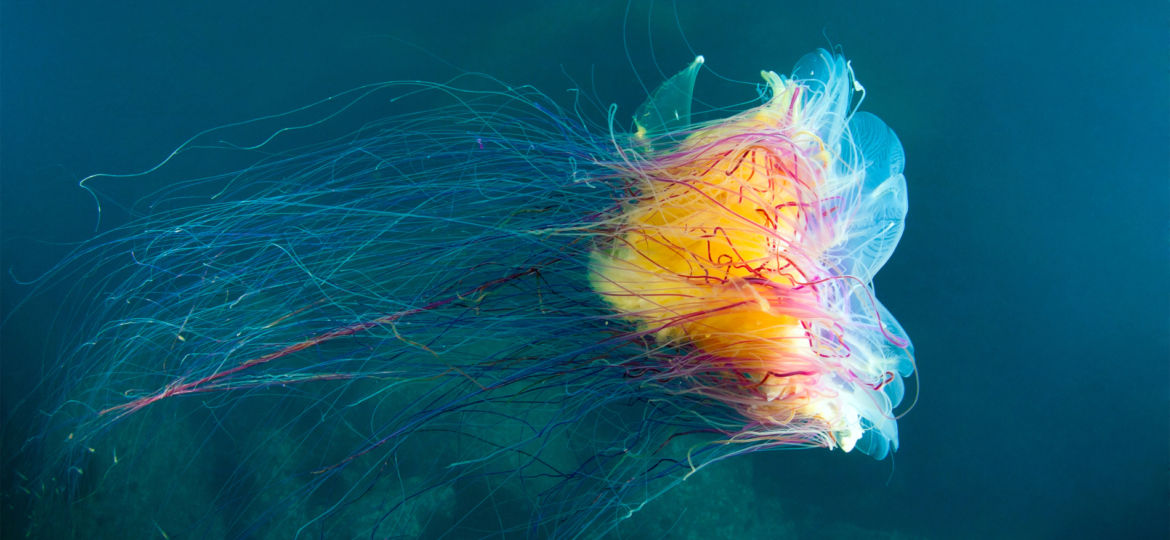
[13, 50, 913, 538]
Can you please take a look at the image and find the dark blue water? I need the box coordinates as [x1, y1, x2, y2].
[3, 1, 1167, 538]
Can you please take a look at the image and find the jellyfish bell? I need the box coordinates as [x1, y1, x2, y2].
[592, 49, 913, 459]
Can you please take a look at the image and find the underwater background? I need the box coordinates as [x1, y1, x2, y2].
[1, 1, 1167, 538]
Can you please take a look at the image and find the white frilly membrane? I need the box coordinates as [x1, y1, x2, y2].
[778, 51, 914, 458]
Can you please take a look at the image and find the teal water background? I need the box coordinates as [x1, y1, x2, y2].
[2, 1, 1167, 538]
